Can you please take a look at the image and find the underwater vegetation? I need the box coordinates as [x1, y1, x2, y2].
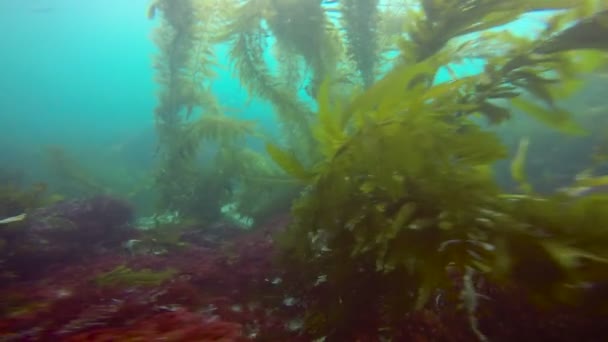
[148, 0, 290, 226]
[144, 0, 608, 339]
[1, 209, 605, 341]
[3, 0, 608, 340]
[144, 0, 608, 229]
[258, 0, 608, 340]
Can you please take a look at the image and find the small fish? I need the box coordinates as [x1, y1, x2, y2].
[558, 170, 608, 197]
[510, 136, 532, 193]
[0, 213, 26, 225]
[560, 184, 608, 198]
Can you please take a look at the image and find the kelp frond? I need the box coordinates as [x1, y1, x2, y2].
[190, 113, 258, 146]
[534, 9, 608, 54]
[224, 11, 316, 161]
[401, 0, 587, 62]
[267, 6, 608, 335]
[340, 0, 381, 87]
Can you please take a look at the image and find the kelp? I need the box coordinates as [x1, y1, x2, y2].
[151, 0, 262, 219]
[145, 1, 608, 336]
[453, 34, 604, 131]
[151, 0, 204, 213]
[267, 6, 608, 336]
[535, 9, 608, 54]
[401, 0, 586, 62]
[340, 0, 380, 87]
[155, 112, 263, 223]
[265, 0, 340, 95]
[428, 1, 607, 130]
[265, 143, 312, 181]
[175, 112, 258, 160]
[220, 0, 317, 161]
[220, 148, 299, 224]
[274, 44, 305, 95]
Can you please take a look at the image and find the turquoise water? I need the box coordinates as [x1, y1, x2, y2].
[0, 0, 276, 186]
[0, 0, 551, 155]
[0, 1, 599, 199]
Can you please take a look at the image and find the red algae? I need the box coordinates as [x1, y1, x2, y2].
[0, 215, 296, 341]
[64, 309, 244, 342]
[1, 213, 607, 341]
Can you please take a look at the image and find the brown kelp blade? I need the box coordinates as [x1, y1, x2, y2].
[535, 10, 608, 54]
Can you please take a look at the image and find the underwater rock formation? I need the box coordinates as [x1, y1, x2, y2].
[1, 212, 606, 341]
[0, 215, 295, 341]
[1, 195, 135, 278]
[30, 195, 133, 234]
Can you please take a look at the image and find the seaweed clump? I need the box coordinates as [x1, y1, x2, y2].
[150, 0, 277, 224]
[144, 1, 608, 337]
[341, 0, 380, 87]
[267, 1, 608, 339]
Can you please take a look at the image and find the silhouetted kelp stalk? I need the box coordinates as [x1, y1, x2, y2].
[149, 0, 298, 225]
[534, 9, 608, 54]
[149, 0, 204, 216]
[341, 0, 381, 87]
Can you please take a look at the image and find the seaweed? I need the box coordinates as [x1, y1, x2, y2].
[401, 0, 584, 63]
[150, 0, 202, 213]
[151, 0, 265, 219]
[219, 0, 319, 162]
[94, 265, 177, 288]
[535, 9, 608, 54]
[266, 7, 608, 336]
[143, 2, 608, 337]
[449, 34, 604, 130]
[340, 0, 380, 87]
[265, 0, 340, 95]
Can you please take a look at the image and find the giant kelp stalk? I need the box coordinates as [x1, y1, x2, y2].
[219, 0, 352, 167]
[265, 0, 341, 96]
[341, 0, 380, 87]
[150, 0, 285, 223]
[268, 1, 608, 339]
[150, 0, 251, 220]
[150, 0, 201, 213]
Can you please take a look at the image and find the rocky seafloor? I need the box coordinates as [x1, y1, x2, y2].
[1, 196, 606, 341]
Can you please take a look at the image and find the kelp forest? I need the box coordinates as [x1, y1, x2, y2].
[2, 0, 608, 340]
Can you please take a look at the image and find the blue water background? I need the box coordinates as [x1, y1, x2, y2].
[0, 0, 559, 193]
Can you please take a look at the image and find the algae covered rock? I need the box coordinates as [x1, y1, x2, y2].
[1, 195, 136, 278]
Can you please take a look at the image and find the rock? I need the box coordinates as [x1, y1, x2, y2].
[1, 195, 137, 278]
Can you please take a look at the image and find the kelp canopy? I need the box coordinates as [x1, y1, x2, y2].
[148, 0, 608, 339]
